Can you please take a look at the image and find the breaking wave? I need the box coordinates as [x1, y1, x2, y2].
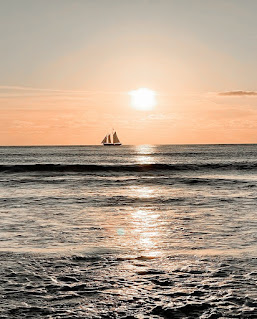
[0, 162, 257, 173]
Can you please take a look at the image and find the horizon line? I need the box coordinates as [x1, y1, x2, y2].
[0, 142, 256, 147]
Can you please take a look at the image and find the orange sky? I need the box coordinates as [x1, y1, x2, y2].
[1, 1, 257, 145]
[2, 87, 257, 145]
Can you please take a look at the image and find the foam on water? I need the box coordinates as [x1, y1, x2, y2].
[0, 253, 256, 318]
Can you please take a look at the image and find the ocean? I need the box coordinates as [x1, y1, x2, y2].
[0, 144, 256, 318]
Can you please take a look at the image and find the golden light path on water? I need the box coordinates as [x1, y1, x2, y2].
[135, 144, 156, 164]
[130, 209, 161, 256]
[113, 185, 163, 257]
[114, 144, 163, 257]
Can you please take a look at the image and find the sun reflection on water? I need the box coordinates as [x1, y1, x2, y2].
[130, 209, 161, 256]
[111, 145, 162, 256]
[135, 144, 156, 164]
[129, 186, 155, 198]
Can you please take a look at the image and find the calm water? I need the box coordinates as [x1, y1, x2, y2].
[0, 144, 256, 318]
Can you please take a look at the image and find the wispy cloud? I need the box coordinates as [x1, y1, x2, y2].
[0, 85, 126, 110]
[218, 91, 257, 96]
[0, 85, 124, 95]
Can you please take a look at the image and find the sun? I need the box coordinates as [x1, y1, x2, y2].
[129, 88, 156, 111]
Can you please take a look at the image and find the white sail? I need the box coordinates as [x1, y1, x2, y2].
[101, 135, 107, 144]
[107, 134, 111, 143]
[113, 132, 120, 144]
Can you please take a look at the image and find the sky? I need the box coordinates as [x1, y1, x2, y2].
[1, 0, 257, 145]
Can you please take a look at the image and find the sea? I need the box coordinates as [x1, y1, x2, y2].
[0, 144, 256, 318]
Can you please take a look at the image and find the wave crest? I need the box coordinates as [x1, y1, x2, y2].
[0, 162, 256, 173]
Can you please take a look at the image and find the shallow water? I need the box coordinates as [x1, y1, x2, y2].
[0, 144, 256, 318]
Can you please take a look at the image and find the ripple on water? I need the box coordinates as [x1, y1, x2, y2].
[0, 253, 256, 318]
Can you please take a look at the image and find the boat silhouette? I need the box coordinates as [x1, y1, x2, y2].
[101, 131, 122, 146]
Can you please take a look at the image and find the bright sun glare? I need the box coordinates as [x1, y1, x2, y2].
[129, 88, 156, 111]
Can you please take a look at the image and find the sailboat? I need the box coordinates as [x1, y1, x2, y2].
[101, 131, 122, 146]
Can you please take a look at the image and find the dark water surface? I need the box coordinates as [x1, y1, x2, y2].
[0, 145, 256, 318]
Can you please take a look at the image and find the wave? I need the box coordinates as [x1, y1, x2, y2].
[0, 162, 256, 173]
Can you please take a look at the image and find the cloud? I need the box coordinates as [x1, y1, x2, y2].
[218, 91, 257, 96]
[0, 85, 123, 95]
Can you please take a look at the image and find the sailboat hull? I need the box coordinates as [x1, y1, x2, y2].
[103, 143, 122, 146]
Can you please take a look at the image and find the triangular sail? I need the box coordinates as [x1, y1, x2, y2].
[101, 135, 107, 144]
[101, 130, 121, 145]
[113, 132, 120, 144]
